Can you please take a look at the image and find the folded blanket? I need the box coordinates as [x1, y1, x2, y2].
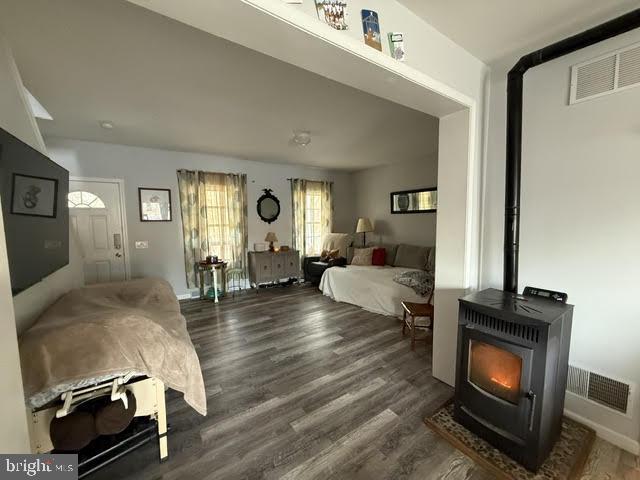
[393, 270, 434, 297]
[19, 278, 207, 416]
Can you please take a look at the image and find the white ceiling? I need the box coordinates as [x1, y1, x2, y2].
[0, 0, 439, 171]
[397, 0, 640, 64]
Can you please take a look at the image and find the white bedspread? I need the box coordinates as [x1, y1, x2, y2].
[319, 265, 429, 317]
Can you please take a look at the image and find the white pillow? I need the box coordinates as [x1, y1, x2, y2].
[351, 247, 374, 266]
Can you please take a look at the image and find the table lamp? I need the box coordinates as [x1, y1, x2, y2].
[265, 232, 278, 252]
[356, 217, 373, 246]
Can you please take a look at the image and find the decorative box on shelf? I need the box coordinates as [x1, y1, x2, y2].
[254, 243, 267, 252]
[248, 250, 300, 288]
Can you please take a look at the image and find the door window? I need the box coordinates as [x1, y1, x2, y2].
[68, 191, 106, 209]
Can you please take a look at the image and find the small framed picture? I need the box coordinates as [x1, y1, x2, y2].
[11, 173, 59, 218]
[361, 9, 382, 52]
[138, 187, 172, 222]
[314, 0, 348, 31]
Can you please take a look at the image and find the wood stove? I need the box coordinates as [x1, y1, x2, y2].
[454, 288, 573, 471]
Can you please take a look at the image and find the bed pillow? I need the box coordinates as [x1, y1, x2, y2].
[365, 242, 398, 265]
[393, 270, 435, 297]
[351, 247, 374, 265]
[394, 244, 431, 270]
[371, 248, 386, 266]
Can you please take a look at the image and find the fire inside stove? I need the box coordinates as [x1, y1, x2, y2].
[468, 340, 523, 405]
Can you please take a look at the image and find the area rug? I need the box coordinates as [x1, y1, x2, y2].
[424, 402, 595, 480]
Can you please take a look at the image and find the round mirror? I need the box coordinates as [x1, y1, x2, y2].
[257, 189, 281, 224]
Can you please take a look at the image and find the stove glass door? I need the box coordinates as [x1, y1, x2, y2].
[468, 340, 523, 405]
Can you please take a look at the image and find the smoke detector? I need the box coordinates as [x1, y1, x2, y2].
[100, 121, 114, 129]
[291, 130, 311, 147]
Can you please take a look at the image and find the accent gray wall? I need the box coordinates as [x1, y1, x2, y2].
[352, 154, 438, 247]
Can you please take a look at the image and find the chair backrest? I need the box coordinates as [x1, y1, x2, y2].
[321, 233, 354, 258]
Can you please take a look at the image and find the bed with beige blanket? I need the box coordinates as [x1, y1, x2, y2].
[20, 277, 206, 417]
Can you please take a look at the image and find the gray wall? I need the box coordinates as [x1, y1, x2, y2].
[352, 154, 438, 247]
[482, 29, 640, 451]
[47, 137, 355, 297]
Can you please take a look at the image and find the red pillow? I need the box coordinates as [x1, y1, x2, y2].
[372, 248, 386, 266]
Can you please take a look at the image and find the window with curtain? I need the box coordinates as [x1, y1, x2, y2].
[291, 178, 333, 258]
[177, 170, 248, 289]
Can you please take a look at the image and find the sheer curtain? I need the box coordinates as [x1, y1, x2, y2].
[177, 170, 248, 289]
[290, 178, 333, 258]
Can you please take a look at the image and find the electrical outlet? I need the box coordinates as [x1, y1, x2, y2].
[135, 241, 149, 249]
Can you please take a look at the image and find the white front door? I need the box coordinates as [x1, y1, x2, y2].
[68, 179, 127, 284]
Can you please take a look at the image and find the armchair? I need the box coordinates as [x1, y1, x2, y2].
[302, 233, 354, 285]
[304, 255, 347, 285]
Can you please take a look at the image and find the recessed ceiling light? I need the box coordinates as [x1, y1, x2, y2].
[291, 130, 311, 147]
[100, 121, 114, 129]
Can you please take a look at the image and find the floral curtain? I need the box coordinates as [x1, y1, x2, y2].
[177, 170, 248, 289]
[290, 178, 333, 259]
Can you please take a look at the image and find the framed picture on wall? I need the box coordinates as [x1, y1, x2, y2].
[139, 187, 172, 222]
[11, 173, 59, 218]
[361, 9, 382, 52]
[315, 0, 348, 30]
[390, 187, 437, 214]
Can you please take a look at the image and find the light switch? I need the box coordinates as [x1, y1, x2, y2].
[135, 241, 149, 249]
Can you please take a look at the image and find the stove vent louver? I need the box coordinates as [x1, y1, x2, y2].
[570, 42, 640, 104]
[567, 365, 632, 415]
[463, 308, 540, 344]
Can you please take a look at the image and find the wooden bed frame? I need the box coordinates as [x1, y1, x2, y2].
[27, 377, 168, 461]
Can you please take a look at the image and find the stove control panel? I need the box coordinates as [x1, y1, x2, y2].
[523, 286, 568, 303]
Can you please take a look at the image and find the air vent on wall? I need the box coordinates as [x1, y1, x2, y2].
[567, 365, 632, 415]
[570, 42, 640, 104]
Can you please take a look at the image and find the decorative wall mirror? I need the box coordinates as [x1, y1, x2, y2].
[390, 187, 437, 214]
[257, 188, 280, 224]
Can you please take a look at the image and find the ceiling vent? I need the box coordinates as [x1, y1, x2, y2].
[567, 364, 634, 415]
[570, 42, 640, 104]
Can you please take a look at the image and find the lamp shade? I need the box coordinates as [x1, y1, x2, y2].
[356, 217, 373, 233]
[264, 232, 278, 242]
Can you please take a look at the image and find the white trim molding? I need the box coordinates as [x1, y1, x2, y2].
[564, 407, 640, 455]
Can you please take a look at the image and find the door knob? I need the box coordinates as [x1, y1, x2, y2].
[115, 252, 122, 258]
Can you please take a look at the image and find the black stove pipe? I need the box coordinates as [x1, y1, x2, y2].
[504, 8, 640, 293]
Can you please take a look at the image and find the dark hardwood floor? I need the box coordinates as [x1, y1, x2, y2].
[91, 285, 638, 480]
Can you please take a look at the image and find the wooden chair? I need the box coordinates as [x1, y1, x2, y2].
[401, 292, 434, 350]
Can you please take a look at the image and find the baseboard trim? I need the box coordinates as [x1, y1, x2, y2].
[564, 408, 640, 455]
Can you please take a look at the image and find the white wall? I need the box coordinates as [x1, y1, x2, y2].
[279, 0, 486, 102]
[481, 29, 640, 452]
[0, 33, 33, 453]
[13, 233, 84, 333]
[46, 137, 355, 297]
[353, 155, 438, 246]
[432, 109, 470, 385]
